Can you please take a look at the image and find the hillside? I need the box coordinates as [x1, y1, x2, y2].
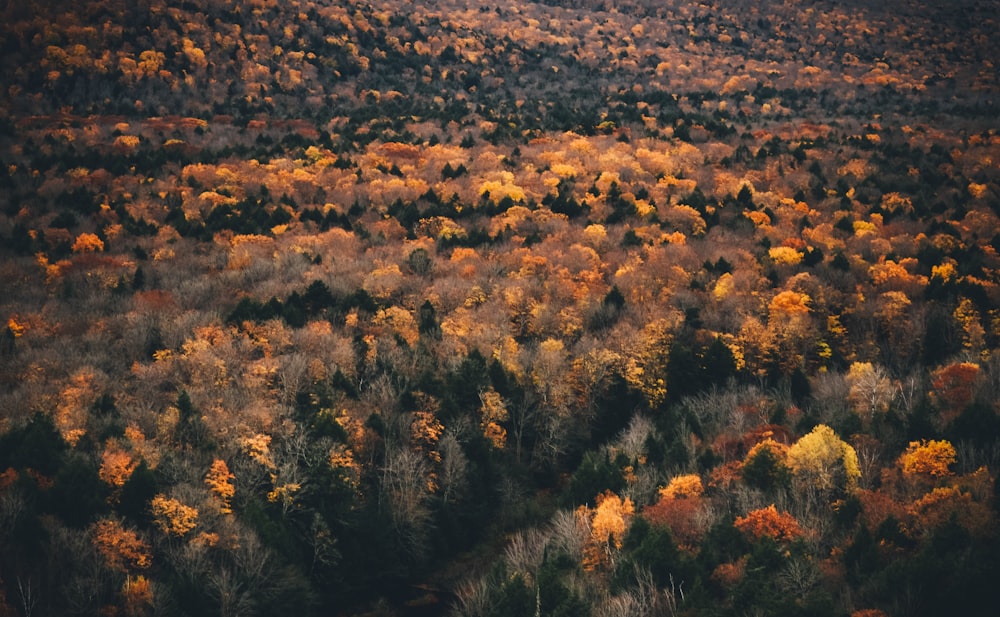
[1, 1, 999, 616]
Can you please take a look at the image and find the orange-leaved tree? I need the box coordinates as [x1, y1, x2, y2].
[121, 574, 154, 617]
[92, 518, 152, 573]
[898, 439, 956, 478]
[150, 494, 199, 537]
[99, 444, 138, 502]
[907, 485, 994, 538]
[643, 474, 707, 549]
[734, 504, 803, 543]
[72, 232, 105, 253]
[204, 458, 235, 513]
[659, 473, 704, 500]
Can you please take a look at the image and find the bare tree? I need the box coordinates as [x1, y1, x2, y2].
[895, 372, 925, 418]
[504, 527, 549, 577]
[851, 434, 883, 490]
[776, 557, 820, 601]
[380, 445, 433, 559]
[617, 414, 656, 461]
[847, 362, 896, 422]
[209, 566, 255, 617]
[438, 432, 468, 506]
[508, 388, 540, 466]
[547, 509, 588, 562]
[16, 576, 37, 617]
[276, 352, 311, 406]
[451, 578, 491, 617]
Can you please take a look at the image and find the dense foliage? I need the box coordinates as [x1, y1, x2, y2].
[1, 0, 999, 616]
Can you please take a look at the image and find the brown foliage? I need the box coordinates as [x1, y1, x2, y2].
[930, 362, 980, 419]
[907, 486, 994, 538]
[643, 492, 706, 550]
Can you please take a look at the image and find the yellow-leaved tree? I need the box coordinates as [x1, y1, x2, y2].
[659, 473, 704, 500]
[479, 387, 509, 449]
[580, 490, 634, 571]
[786, 424, 860, 494]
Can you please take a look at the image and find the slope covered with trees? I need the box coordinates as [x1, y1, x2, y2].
[1, 0, 999, 616]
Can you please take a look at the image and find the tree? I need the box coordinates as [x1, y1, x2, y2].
[0, 413, 67, 475]
[205, 459, 236, 514]
[381, 445, 434, 559]
[666, 341, 702, 400]
[659, 474, 704, 500]
[479, 387, 508, 449]
[100, 446, 138, 490]
[898, 440, 956, 478]
[121, 575, 154, 617]
[92, 518, 152, 573]
[701, 336, 737, 388]
[71, 232, 105, 253]
[566, 451, 625, 507]
[734, 505, 803, 543]
[643, 475, 707, 549]
[51, 453, 109, 527]
[418, 299, 441, 339]
[741, 439, 791, 492]
[150, 494, 199, 537]
[118, 460, 158, 524]
[580, 490, 634, 571]
[846, 362, 896, 421]
[930, 362, 980, 419]
[953, 297, 986, 357]
[787, 424, 861, 494]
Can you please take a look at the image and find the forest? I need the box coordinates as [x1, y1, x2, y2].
[0, 0, 999, 615]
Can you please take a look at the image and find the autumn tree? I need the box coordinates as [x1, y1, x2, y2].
[92, 518, 152, 573]
[121, 575, 154, 617]
[787, 424, 861, 496]
[71, 232, 105, 253]
[99, 444, 138, 503]
[478, 387, 509, 449]
[204, 459, 236, 514]
[898, 440, 956, 478]
[642, 474, 707, 549]
[740, 438, 792, 492]
[930, 362, 980, 420]
[734, 504, 804, 543]
[150, 494, 199, 537]
[580, 490, 634, 571]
